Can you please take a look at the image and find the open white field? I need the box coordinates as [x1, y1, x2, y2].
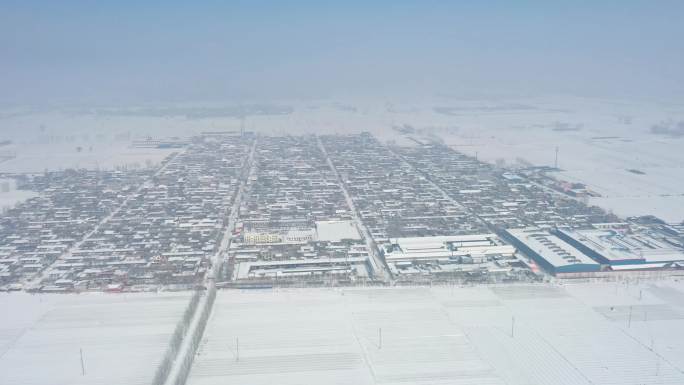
[0, 179, 38, 211]
[0, 112, 183, 172]
[0, 141, 176, 173]
[0, 292, 191, 385]
[189, 281, 684, 385]
[0, 190, 37, 211]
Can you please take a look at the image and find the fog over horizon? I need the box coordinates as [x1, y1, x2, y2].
[1, 0, 683, 107]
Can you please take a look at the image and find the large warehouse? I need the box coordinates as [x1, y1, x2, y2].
[384, 234, 515, 264]
[503, 228, 601, 275]
[382, 234, 518, 277]
[555, 228, 684, 266]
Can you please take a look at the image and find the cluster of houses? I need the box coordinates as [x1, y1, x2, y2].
[2, 131, 682, 291]
[395, 144, 618, 229]
[1, 134, 254, 291]
[321, 134, 536, 283]
[0, 169, 149, 290]
[321, 134, 488, 241]
[228, 136, 373, 284]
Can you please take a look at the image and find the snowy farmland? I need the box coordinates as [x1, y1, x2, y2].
[0, 292, 191, 385]
[188, 282, 684, 385]
[0, 111, 183, 173]
[0, 178, 37, 211]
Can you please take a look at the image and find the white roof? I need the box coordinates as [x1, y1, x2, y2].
[559, 228, 684, 263]
[609, 263, 671, 271]
[315, 220, 361, 242]
[235, 257, 368, 279]
[508, 229, 600, 268]
[390, 234, 497, 247]
[385, 235, 514, 262]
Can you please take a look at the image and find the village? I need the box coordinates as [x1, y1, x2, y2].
[0, 132, 683, 292]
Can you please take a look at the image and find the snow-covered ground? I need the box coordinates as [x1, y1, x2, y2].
[188, 281, 684, 385]
[0, 292, 191, 385]
[0, 141, 176, 173]
[0, 112, 180, 172]
[0, 178, 37, 211]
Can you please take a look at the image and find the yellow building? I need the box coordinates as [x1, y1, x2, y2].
[244, 232, 282, 244]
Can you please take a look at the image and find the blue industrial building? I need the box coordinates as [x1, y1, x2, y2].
[503, 228, 601, 275]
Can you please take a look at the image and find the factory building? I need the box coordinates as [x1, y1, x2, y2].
[555, 227, 684, 267]
[242, 220, 359, 245]
[503, 228, 601, 275]
[385, 234, 514, 264]
[382, 234, 520, 277]
[233, 257, 371, 280]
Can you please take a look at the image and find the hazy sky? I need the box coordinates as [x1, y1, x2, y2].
[1, 1, 683, 106]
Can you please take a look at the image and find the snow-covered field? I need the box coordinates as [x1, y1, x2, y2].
[0, 178, 37, 211]
[0, 112, 180, 172]
[188, 281, 684, 385]
[0, 142, 176, 173]
[0, 292, 191, 385]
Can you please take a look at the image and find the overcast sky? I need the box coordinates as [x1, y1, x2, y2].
[1, 0, 682, 106]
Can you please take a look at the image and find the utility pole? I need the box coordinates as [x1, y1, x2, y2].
[378, 328, 382, 350]
[627, 305, 633, 328]
[511, 316, 515, 338]
[554, 146, 559, 169]
[651, 337, 660, 376]
[80, 348, 86, 376]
